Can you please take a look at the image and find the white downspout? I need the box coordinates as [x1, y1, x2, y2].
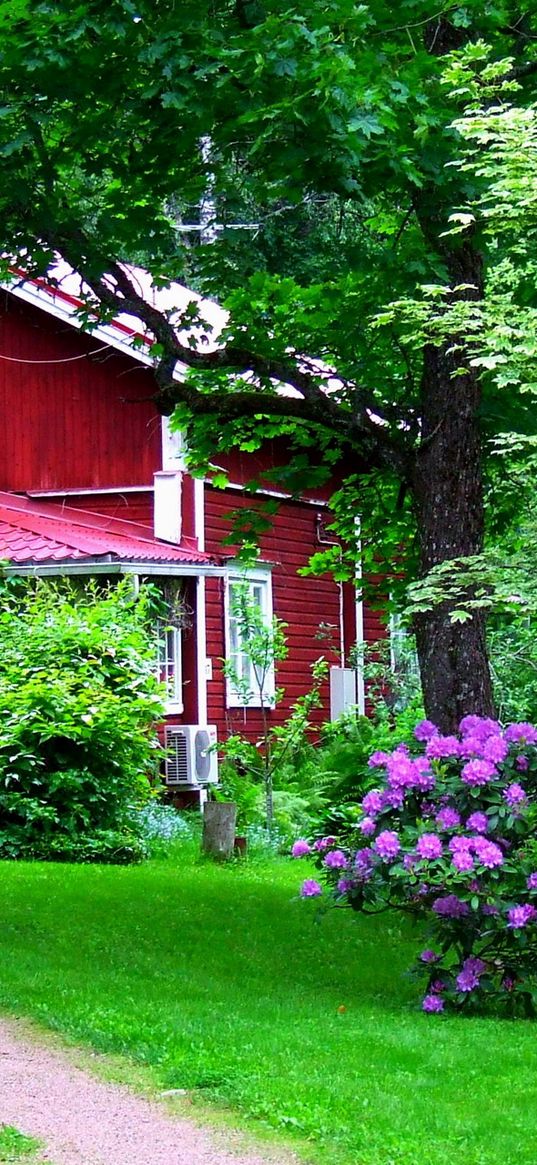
[195, 477, 208, 724]
[355, 518, 365, 714]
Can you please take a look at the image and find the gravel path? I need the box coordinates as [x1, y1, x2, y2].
[0, 1017, 299, 1165]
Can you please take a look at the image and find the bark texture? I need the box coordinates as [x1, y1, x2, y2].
[411, 240, 495, 733]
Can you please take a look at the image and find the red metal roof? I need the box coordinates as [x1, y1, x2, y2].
[0, 493, 214, 568]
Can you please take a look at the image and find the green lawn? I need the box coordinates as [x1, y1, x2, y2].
[0, 850, 535, 1165]
[0, 1127, 42, 1164]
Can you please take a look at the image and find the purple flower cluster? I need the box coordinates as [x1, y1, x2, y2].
[361, 790, 383, 815]
[300, 879, 322, 898]
[448, 834, 504, 872]
[482, 735, 509, 764]
[459, 715, 499, 737]
[386, 749, 423, 790]
[324, 849, 348, 870]
[456, 956, 486, 993]
[414, 719, 438, 741]
[313, 836, 337, 852]
[374, 830, 400, 861]
[435, 806, 461, 831]
[473, 838, 504, 869]
[466, 811, 488, 834]
[505, 722, 537, 745]
[415, 833, 443, 861]
[432, 894, 469, 918]
[291, 839, 311, 857]
[425, 734, 460, 760]
[503, 783, 527, 809]
[354, 848, 374, 880]
[452, 847, 474, 872]
[507, 904, 537, 929]
[368, 750, 390, 768]
[461, 759, 497, 787]
[422, 994, 444, 1013]
[358, 816, 377, 837]
[420, 948, 440, 964]
[306, 715, 537, 1016]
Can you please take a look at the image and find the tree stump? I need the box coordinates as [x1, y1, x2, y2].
[202, 802, 237, 861]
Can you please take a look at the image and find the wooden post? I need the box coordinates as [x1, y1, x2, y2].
[202, 802, 237, 861]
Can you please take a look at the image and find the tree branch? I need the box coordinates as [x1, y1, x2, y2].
[41, 228, 409, 471]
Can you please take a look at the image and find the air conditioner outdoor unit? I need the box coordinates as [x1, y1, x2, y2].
[164, 725, 218, 787]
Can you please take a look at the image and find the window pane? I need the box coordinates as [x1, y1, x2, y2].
[157, 622, 182, 705]
[226, 574, 273, 706]
[252, 584, 264, 612]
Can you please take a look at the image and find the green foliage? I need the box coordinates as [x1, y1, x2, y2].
[403, 507, 537, 624]
[216, 738, 328, 845]
[489, 618, 537, 725]
[0, 578, 165, 861]
[1, 3, 537, 720]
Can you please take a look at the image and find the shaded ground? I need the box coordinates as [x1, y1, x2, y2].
[0, 1017, 298, 1165]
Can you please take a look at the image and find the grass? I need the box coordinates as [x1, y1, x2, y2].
[0, 849, 536, 1165]
[0, 1127, 42, 1164]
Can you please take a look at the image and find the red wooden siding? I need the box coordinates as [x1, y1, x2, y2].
[204, 481, 389, 739]
[0, 291, 390, 743]
[0, 297, 160, 492]
[56, 491, 153, 525]
[205, 486, 345, 736]
[211, 443, 334, 503]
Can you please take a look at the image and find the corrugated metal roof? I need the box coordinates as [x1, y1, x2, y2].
[0, 492, 215, 567]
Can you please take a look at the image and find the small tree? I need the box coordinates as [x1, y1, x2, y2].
[223, 579, 327, 831]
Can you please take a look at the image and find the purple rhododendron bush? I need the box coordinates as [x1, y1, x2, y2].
[293, 717, 537, 1017]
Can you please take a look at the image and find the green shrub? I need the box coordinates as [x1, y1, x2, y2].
[0, 577, 165, 861]
[216, 736, 328, 846]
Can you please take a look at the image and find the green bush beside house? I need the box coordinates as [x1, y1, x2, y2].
[0, 577, 165, 862]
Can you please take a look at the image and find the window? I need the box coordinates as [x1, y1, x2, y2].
[157, 621, 183, 712]
[225, 570, 274, 707]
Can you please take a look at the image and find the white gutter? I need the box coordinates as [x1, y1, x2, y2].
[4, 560, 225, 579]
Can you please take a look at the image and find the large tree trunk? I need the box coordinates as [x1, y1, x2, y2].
[410, 239, 495, 733]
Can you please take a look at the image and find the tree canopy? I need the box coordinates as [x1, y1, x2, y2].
[1, 1, 536, 728]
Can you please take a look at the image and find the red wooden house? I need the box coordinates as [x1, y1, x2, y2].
[0, 266, 385, 792]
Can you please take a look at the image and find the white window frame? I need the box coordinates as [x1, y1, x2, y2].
[156, 620, 184, 713]
[224, 567, 275, 708]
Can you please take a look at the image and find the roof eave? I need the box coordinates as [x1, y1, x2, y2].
[4, 278, 190, 380]
[4, 559, 225, 579]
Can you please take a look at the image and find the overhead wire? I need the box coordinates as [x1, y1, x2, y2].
[0, 346, 113, 364]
